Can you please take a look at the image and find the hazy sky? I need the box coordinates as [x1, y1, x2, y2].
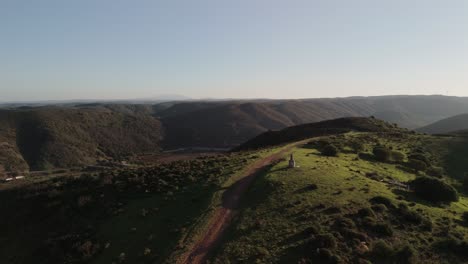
[1, 0, 468, 101]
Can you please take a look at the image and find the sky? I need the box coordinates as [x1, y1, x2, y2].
[1, 0, 468, 101]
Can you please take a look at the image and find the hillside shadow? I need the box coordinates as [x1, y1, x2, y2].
[443, 136, 468, 179]
[293, 184, 318, 194]
[358, 153, 376, 162]
[392, 189, 445, 208]
[396, 165, 415, 174]
[277, 243, 308, 264]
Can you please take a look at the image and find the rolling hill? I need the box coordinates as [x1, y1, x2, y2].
[417, 114, 468, 134]
[3, 95, 468, 174]
[160, 95, 468, 148]
[235, 117, 404, 151]
[0, 107, 162, 173]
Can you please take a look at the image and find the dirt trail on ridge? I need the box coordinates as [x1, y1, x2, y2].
[178, 144, 300, 264]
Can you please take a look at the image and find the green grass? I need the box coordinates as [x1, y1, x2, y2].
[211, 133, 468, 263]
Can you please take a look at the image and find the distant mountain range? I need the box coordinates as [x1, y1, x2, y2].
[2, 95, 468, 173]
[0, 94, 192, 108]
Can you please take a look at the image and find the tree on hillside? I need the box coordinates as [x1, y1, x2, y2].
[321, 145, 339, 157]
[373, 146, 391, 162]
[409, 176, 459, 203]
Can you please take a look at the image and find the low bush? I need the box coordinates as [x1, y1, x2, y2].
[390, 151, 406, 163]
[358, 208, 376, 218]
[409, 176, 459, 203]
[426, 166, 444, 178]
[309, 233, 337, 249]
[373, 146, 391, 162]
[348, 141, 365, 153]
[334, 217, 356, 230]
[370, 240, 394, 259]
[371, 223, 394, 237]
[370, 196, 394, 208]
[407, 159, 427, 173]
[397, 204, 424, 224]
[371, 204, 388, 213]
[315, 248, 342, 264]
[370, 240, 417, 264]
[434, 237, 468, 258]
[321, 145, 339, 157]
[408, 153, 430, 166]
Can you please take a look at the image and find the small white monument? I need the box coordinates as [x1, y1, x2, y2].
[288, 154, 296, 168]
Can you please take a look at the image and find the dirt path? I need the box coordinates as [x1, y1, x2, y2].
[178, 144, 300, 264]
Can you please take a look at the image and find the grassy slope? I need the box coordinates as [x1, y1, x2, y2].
[211, 133, 468, 263]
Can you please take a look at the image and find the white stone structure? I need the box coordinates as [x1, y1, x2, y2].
[288, 154, 296, 168]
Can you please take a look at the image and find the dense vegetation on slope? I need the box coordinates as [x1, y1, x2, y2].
[211, 132, 468, 263]
[0, 107, 162, 174]
[417, 113, 468, 134]
[0, 153, 258, 264]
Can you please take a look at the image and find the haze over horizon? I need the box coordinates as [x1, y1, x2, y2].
[2, 0, 468, 101]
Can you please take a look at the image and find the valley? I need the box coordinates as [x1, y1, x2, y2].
[3, 95, 468, 178]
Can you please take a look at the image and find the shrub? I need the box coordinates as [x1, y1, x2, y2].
[321, 145, 339, 157]
[370, 240, 417, 264]
[390, 151, 406, 163]
[434, 237, 468, 258]
[407, 159, 427, 173]
[358, 208, 376, 218]
[334, 217, 356, 229]
[371, 204, 388, 213]
[370, 196, 394, 208]
[409, 176, 459, 203]
[349, 141, 365, 153]
[373, 146, 391, 162]
[370, 240, 395, 259]
[395, 244, 417, 264]
[309, 233, 337, 249]
[408, 153, 430, 165]
[394, 204, 426, 225]
[371, 223, 394, 237]
[315, 248, 341, 264]
[426, 166, 444, 178]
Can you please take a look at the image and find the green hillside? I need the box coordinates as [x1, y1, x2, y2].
[210, 132, 468, 263]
